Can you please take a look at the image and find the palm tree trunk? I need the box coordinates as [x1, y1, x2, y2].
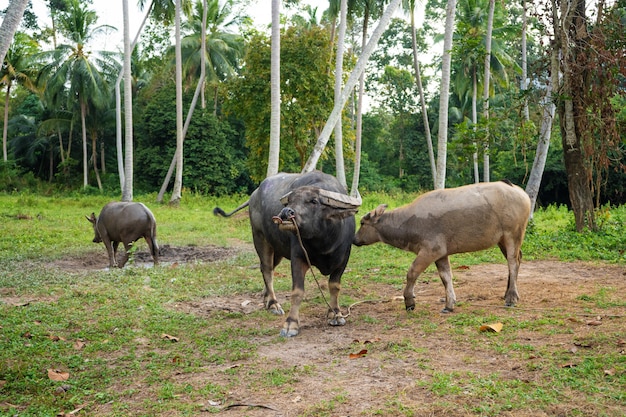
[80, 100, 88, 188]
[122, 0, 135, 201]
[170, 0, 184, 205]
[409, 7, 436, 188]
[472, 67, 479, 183]
[481, 0, 494, 183]
[0, 0, 29, 65]
[267, 0, 281, 177]
[334, 0, 348, 189]
[435, 0, 457, 189]
[303, 0, 402, 173]
[91, 132, 103, 190]
[3, 84, 10, 162]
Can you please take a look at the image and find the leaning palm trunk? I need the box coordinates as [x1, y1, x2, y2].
[157, 0, 208, 203]
[409, 6, 436, 187]
[303, 0, 402, 173]
[0, 0, 29, 66]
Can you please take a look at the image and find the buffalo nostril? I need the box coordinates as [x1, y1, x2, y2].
[279, 207, 295, 220]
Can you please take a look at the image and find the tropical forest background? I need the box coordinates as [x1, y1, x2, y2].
[1, 0, 625, 226]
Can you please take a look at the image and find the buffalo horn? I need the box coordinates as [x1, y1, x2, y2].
[280, 188, 361, 208]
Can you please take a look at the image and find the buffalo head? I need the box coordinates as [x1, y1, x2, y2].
[272, 186, 361, 238]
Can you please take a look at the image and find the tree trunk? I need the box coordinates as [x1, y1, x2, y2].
[481, 0, 494, 183]
[471, 67, 479, 183]
[0, 0, 29, 65]
[91, 132, 102, 191]
[3, 84, 10, 162]
[170, 0, 184, 205]
[554, 0, 596, 231]
[335, 0, 347, 189]
[435, 0, 457, 189]
[302, 0, 402, 173]
[410, 7, 436, 188]
[267, 0, 281, 177]
[80, 100, 88, 188]
[157, 0, 207, 203]
[526, 42, 558, 217]
[121, 0, 134, 202]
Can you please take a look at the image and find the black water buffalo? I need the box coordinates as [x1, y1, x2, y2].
[214, 171, 361, 337]
[87, 202, 159, 268]
[353, 181, 531, 313]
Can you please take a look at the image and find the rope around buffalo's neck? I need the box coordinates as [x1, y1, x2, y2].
[291, 218, 349, 320]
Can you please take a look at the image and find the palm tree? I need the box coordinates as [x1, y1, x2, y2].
[37, 0, 118, 188]
[0, 0, 30, 66]
[181, 0, 244, 111]
[402, 0, 436, 187]
[1, 32, 39, 162]
[435, 0, 457, 189]
[170, 0, 184, 204]
[267, 0, 280, 177]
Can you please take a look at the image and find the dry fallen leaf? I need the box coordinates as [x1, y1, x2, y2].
[479, 322, 503, 333]
[604, 369, 615, 376]
[586, 320, 602, 326]
[349, 349, 368, 359]
[47, 369, 70, 381]
[560, 363, 577, 369]
[73, 340, 86, 350]
[161, 333, 179, 342]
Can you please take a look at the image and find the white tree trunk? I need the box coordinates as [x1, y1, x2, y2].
[481, 0, 494, 183]
[170, 0, 184, 204]
[267, 0, 281, 177]
[117, 2, 151, 194]
[526, 43, 558, 218]
[302, 0, 402, 173]
[0, 0, 28, 66]
[121, 0, 134, 201]
[435, 0, 457, 190]
[156, 0, 207, 203]
[521, 0, 529, 121]
[472, 68, 479, 183]
[335, 0, 347, 189]
[409, 7, 436, 188]
[81, 100, 88, 188]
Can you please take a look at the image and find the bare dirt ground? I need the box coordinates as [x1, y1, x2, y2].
[40, 247, 626, 415]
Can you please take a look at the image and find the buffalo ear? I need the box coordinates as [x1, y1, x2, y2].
[86, 213, 96, 224]
[372, 204, 387, 219]
[328, 207, 359, 220]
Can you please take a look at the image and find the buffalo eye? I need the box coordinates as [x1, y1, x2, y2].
[310, 198, 319, 205]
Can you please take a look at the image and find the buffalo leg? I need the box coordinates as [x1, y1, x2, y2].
[403, 254, 432, 311]
[435, 256, 456, 312]
[145, 236, 159, 265]
[280, 260, 308, 337]
[500, 241, 521, 307]
[118, 242, 131, 268]
[254, 236, 284, 315]
[104, 239, 117, 268]
[327, 272, 346, 327]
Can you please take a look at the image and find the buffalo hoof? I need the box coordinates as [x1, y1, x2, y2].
[328, 316, 346, 326]
[504, 302, 516, 308]
[270, 306, 285, 315]
[280, 328, 299, 337]
[405, 305, 415, 311]
[440, 307, 454, 313]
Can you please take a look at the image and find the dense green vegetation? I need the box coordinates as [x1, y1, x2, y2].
[1, 0, 624, 207]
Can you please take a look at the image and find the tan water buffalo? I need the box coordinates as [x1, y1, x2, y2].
[353, 180, 531, 312]
[87, 202, 159, 268]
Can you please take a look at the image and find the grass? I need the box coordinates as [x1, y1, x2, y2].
[0, 191, 624, 416]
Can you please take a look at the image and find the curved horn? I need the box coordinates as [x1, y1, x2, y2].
[318, 189, 362, 208]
